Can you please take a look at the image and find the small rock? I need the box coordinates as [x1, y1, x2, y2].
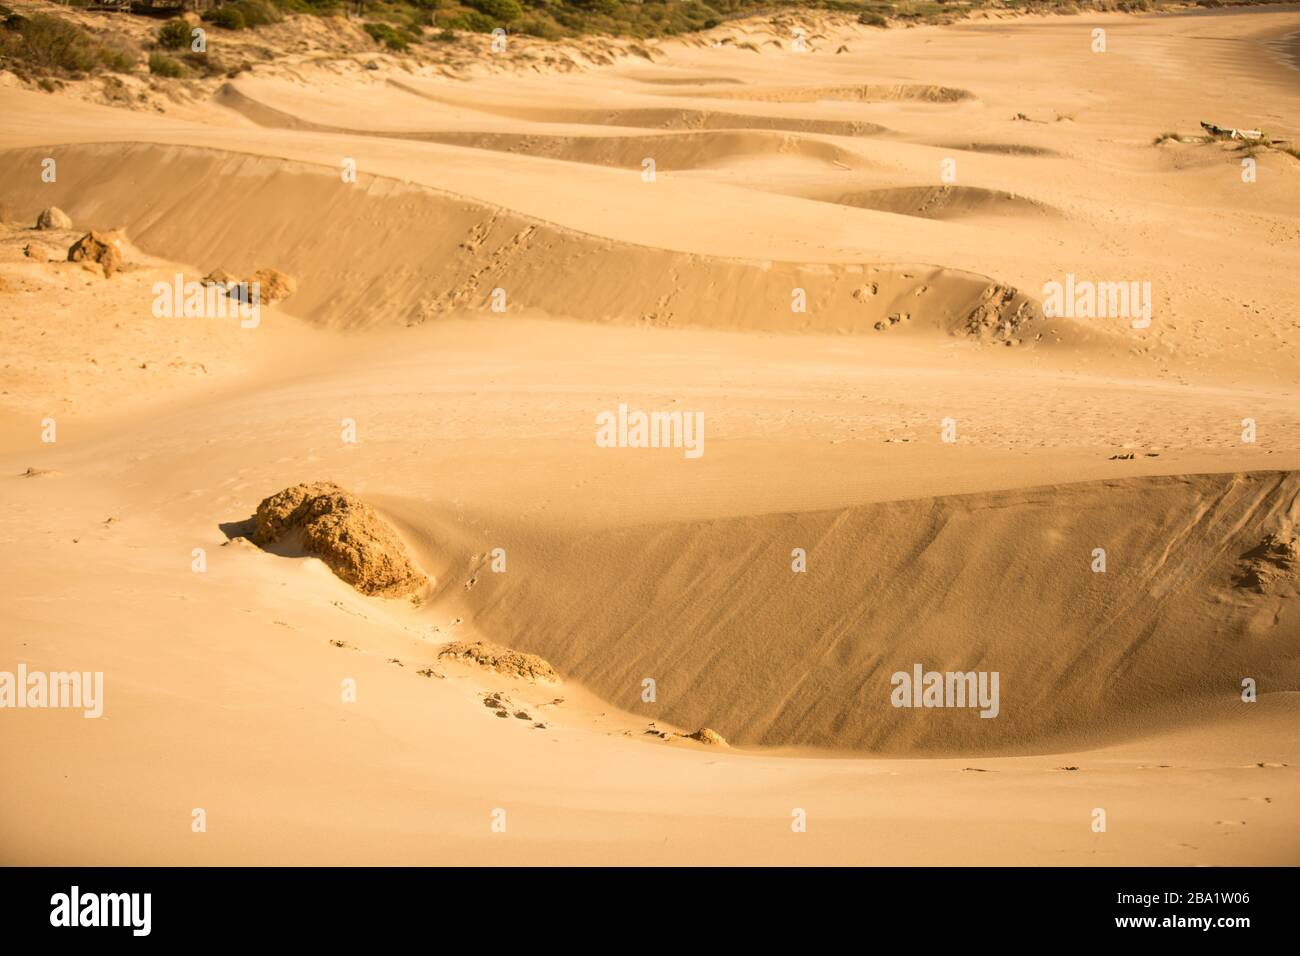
[67, 231, 122, 278]
[687, 727, 726, 746]
[249, 267, 296, 303]
[202, 268, 238, 290]
[36, 207, 72, 230]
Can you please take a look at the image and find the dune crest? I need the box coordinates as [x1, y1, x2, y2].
[0, 142, 1054, 343]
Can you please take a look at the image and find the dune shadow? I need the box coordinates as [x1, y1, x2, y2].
[218, 517, 256, 541]
[220, 516, 311, 559]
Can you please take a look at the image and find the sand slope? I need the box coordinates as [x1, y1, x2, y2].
[457, 470, 1300, 753]
[0, 141, 1049, 340]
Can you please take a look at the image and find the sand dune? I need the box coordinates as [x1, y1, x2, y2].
[0, 142, 1051, 340]
[661, 83, 976, 103]
[386, 77, 891, 136]
[454, 470, 1300, 754]
[626, 73, 744, 86]
[2, 5, 1299, 866]
[780, 184, 1061, 221]
[217, 82, 871, 171]
[933, 142, 1061, 157]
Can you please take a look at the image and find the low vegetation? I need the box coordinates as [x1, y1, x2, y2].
[200, 1, 284, 30]
[0, 0, 1294, 81]
[147, 49, 185, 76]
[331, 0, 1300, 41]
[156, 17, 192, 50]
[0, 9, 138, 77]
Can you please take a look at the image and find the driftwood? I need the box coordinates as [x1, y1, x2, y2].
[1201, 121, 1264, 141]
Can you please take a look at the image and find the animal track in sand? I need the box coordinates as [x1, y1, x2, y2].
[481, 691, 541, 724]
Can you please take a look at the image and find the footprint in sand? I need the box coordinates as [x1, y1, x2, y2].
[482, 691, 531, 721]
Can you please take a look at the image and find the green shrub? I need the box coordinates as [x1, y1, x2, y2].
[0, 11, 138, 74]
[98, 42, 138, 72]
[183, 50, 226, 76]
[148, 51, 186, 77]
[203, 6, 247, 30]
[0, 12, 99, 72]
[516, 14, 561, 37]
[468, 0, 523, 21]
[157, 18, 191, 50]
[445, 10, 496, 31]
[231, 0, 282, 27]
[363, 21, 417, 50]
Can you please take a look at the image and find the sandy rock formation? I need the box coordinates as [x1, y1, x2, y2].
[438, 640, 559, 682]
[67, 231, 122, 278]
[1236, 530, 1299, 594]
[250, 267, 296, 302]
[687, 728, 727, 746]
[36, 207, 72, 230]
[248, 481, 426, 597]
[228, 268, 295, 306]
[202, 268, 238, 289]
